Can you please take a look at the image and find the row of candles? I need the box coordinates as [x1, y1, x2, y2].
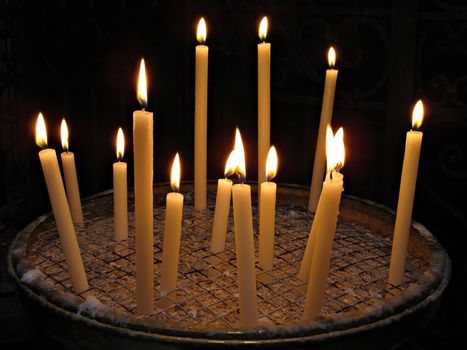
[33, 16, 425, 326]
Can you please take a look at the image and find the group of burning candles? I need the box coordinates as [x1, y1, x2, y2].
[33, 17, 425, 326]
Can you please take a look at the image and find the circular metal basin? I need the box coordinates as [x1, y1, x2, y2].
[8, 183, 450, 349]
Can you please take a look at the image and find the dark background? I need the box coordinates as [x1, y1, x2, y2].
[1, 0, 466, 348]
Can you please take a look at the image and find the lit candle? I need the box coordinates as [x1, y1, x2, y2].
[304, 126, 345, 321]
[134, 59, 154, 315]
[231, 129, 258, 327]
[35, 113, 88, 293]
[194, 17, 209, 210]
[388, 100, 424, 286]
[258, 146, 278, 271]
[258, 16, 271, 189]
[113, 128, 128, 241]
[210, 150, 237, 253]
[60, 119, 84, 224]
[160, 153, 184, 295]
[308, 47, 338, 212]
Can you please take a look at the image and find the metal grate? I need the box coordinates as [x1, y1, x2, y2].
[27, 191, 425, 327]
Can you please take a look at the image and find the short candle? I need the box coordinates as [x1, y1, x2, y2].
[113, 127, 128, 241]
[60, 118, 84, 224]
[259, 145, 278, 271]
[210, 150, 237, 254]
[160, 153, 184, 295]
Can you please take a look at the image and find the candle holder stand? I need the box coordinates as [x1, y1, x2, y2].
[8, 183, 450, 349]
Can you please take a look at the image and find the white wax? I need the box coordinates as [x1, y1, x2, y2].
[39, 148, 88, 293]
[160, 192, 184, 295]
[61, 151, 83, 224]
[194, 44, 209, 210]
[298, 195, 324, 281]
[113, 161, 128, 241]
[232, 183, 258, 327]
[308, 69, 338, 212]
[210, 179, 232, 253]
[388, 131, 423, 286]
[133, 109, 154, 315]
[304, 173, 343, 320]
[258, 42, 271, 188]
[259, 181, 276, 271]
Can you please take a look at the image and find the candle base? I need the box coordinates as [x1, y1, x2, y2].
[9, 185, 449, 347]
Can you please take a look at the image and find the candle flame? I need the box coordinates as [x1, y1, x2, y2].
[60, 118, 69, 152]
[326, 126, 345, 175]
[197, 18, 207, 44]
[412, 100, 424, 130]
[171, 153, 181, 192]
[224, 150, 238, 178]
[328, 47, 336, 68]
[116, 127, 125, 161]
[137, 58, 148, 109]
[35, 112, 47, 148]
[265, 145, 278, 181]
[259, 16, 268, 41]
[234, 128, 246, 181]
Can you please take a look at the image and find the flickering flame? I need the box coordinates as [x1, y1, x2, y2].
[234, 128, 246, 181]
[116, 127, 125, 161]
[137, 58, 148, 109]
[224, 150, 238, 178]
[197, 18, 207, 44]
[61, 118, 69, 152]
[171, 153, 181, 192]
[259, 16, 268, 41]
[265, 145, 278, 181]
[412, 100, 424, 130]
[326, 126, 345, 175]
[35, 112, 47, 148]
[328, 47, 336, 68]
[335, 127, 345, 168]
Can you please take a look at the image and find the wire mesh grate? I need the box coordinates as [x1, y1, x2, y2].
[27, 191, 426, 327]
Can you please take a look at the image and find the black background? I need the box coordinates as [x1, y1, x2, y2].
[1, 0, 466, 348]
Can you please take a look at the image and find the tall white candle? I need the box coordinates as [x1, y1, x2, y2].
[232, 129, 258, 327]
[194, 18, 209, 210]
[259, 146, 278, 271]
[304, 127, 345, 321]
[60, 119, 84, 224]
[160, 153, 184, 295]
[35, 113, 88, 293]
[298, 198, 322, 281]
[113, 128, 128, 241]
[308, 47, 338, 212]
[134, 59, 154, 315]
[258, 16, 271, 189]
[388, 100, 424, 286]
[210, 150, 237, 254]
